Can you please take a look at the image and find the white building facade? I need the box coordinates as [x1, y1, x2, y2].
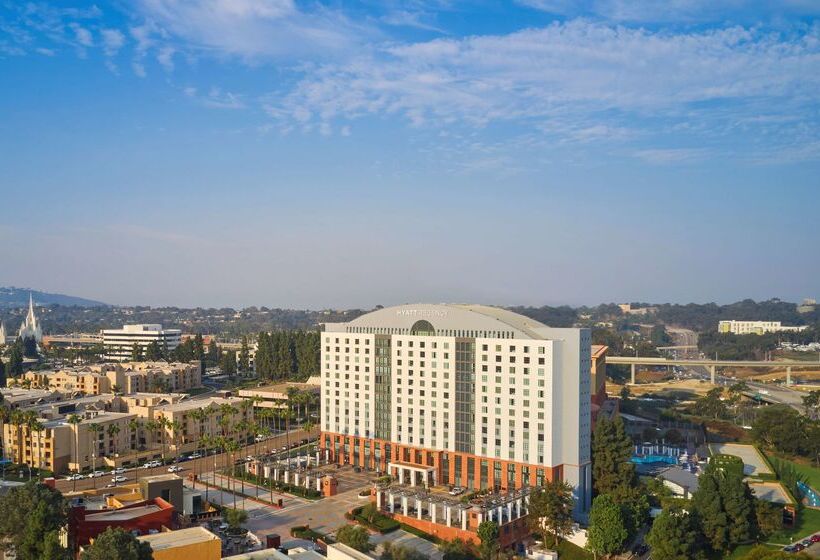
[102, 324, 182, 361]
[320, 304, 592, 519]
[718, 320, 808, 335]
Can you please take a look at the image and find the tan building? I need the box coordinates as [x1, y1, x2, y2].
[154, 396, 255, 456]
[15, 361, 202, 395]
[1, 393, 250, 474]
[138, 526, 221, 560]
[238, 380, 319, 412]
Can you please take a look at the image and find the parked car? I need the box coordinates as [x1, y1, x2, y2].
[189, 452, 203, 459]
[111, 475, 127, 483]
[167, 465, 183, 473]
[66, 473, 84, 481]
[449, 487, 465, 496]
[255, 434, 266, 442]
[811, 534, 820, 543]
[113, 467, 126, 474]
[91, 471, 105, 478]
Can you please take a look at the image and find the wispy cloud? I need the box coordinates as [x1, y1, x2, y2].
[263, 20, 820, 159]
[132, 0, 379, 62]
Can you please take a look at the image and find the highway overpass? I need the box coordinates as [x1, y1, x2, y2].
[607, 356, 819, 386]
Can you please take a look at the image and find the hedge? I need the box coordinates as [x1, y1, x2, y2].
[350, 504, 400, 533]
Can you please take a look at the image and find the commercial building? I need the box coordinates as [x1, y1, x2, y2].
[718, 320, 809, 335]
[154, 396, 255, 456]
[102, 324, 182, 361]
[16, 361, 202, 394]
[320, 304, 592, 524]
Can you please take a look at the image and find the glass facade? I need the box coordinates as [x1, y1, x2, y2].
[455, 340, 475, 453]
[374, 335, 392, 440]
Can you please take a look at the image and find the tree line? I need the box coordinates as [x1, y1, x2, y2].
[255, 330, 320, 381]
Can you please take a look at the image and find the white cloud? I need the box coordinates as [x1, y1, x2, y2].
[633, 147, 707, 164]
[264, 20, 820, 158]
[69, 23, 93, 47]
[157, 46, 175, 71]
[133, 0, 378, 61]
[519, 0, 820, 22]
[101, 28, 125, 56]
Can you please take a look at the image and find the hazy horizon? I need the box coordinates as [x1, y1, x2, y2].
[2, 1, 819, 309]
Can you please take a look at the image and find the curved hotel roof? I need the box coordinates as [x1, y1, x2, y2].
[324, 303, 560, 340]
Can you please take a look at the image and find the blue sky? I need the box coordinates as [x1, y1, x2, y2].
[1, 1, 819, 309]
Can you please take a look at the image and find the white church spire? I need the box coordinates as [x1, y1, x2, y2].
[18, 291, 42, 342]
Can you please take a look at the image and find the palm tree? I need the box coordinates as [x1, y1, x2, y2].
[224, 439, 241, 510]
[87, 423, 102, 488]
[302, 420, 316, 464]
[157, 415, 170, 465]
[281, 409, 293, 463]
[30, 419, 45, 479]
[169, 420, 183, 466]
[107, 424, 121, 483]
[144, 419, 159, 464]
[67, 414, 82, 490]
[128, 417, 142, 482]
[199, 434, 214, 495]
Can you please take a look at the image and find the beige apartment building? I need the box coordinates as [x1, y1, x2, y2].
[16, 361, 202, 395]
[154, 397, 255, 456]
[1, 392, 251, 474]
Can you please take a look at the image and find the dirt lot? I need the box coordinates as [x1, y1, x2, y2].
[607, 378, 714, 399]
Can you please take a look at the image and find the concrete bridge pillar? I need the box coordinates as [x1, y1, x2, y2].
[787, 366, 792, 386]
[631, 363, 636, 385]
[709, 365, 716, 385]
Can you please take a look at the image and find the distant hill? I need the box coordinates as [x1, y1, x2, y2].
[0, 287, 107, 308]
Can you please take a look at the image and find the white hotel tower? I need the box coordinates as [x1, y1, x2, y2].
[320, 303, 592, 518]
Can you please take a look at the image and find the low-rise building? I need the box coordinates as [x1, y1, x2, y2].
[238, 381, 319, 414]
[138, 526, 221, 560]
[718, 320, 809, 335]
[15, 361, 202, 395]
[1, 394, 252, 474]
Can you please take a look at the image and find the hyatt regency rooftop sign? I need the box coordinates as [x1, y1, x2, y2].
[396, 309, 448, 318]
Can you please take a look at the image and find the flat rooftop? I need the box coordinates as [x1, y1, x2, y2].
[750, 482, 795, 505]
[709, 443, 772, 476]
[138, 526, 220, 550]
[86, 504, 161, 522]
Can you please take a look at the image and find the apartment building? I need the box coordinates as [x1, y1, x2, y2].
[1, 393, 249, 474]
[154, 396, 255, 456]
[102, 324, 182, 361]
[718, 320, 809, 335]
[17, 361, 201, 395]
[320, 304, 592, 519]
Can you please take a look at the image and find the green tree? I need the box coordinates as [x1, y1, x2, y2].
[591, 416, 635, 496]
[206, 339, 219, 367]
[22, 336, 38, 358]
[646, 506, 704, 560]
[720, 469, 757, 545]
[193, 333, 205, 374]
[221, 349, 237, 377]
[336, 525, 373, 552]
[81, 527, 153, 560]
[754, 500, 783, 539]
[238, 336, 251, 373]
[130, 343, 144, 362]
[692, 387, 728, 419]
[381, 541, 427, 560]
[692, 468, 729, 552]
[0, 482, 69, 560]
[441, 538, 475, 560]
[527, 478, 575, 549]
[802, 390, 820, 419]
[0, 358, 5, 387]
[752, 405, 808, 456]
[477, 521, 499, 560]
[7, 343, 23, 377]
[224, 507, 248, 531]
[145, 340, 162, 361]
[586, 494, 628, 559]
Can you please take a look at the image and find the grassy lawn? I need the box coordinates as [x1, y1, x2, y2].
[781, 457, 820, 491]
[556, 540, 593, 560]
[725, 544, 780, 559]
[765, 507, 820, 545]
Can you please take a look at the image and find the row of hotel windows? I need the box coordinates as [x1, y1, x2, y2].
[341, 327, 517, 338]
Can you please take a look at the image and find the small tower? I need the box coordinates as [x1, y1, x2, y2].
[17, 292, 43, 343]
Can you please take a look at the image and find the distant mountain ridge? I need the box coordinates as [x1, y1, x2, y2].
[0, 287, 107, 308]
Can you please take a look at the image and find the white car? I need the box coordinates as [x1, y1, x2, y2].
[167, 465, 183, 473]
[111, 475, 127, 483]
[66, 473, 84, 481]
[448, 487, 465, 496]
[245, 456, 254, 463]
[91, 471, 105, 478]
[255, 434, 265, 442]
[113, 467, 126, 474]
[189, 452, 203, 459]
